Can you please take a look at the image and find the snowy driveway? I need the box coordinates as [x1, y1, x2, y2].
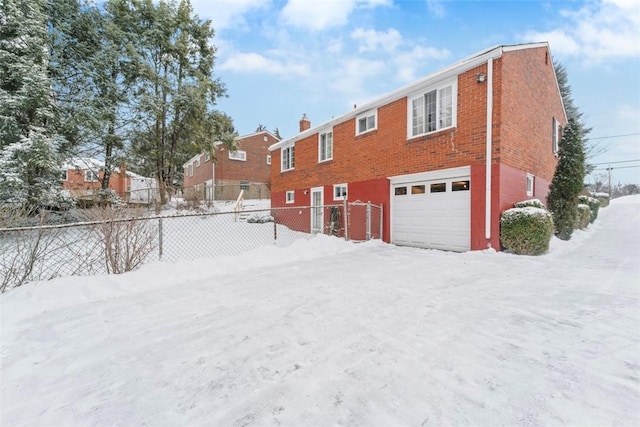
[2, 197, 639, 426]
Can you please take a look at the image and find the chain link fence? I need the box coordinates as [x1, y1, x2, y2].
[0, 202, 382, 292]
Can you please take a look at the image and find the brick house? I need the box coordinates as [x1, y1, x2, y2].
[183, 131, 277, 202]
[61, 158, 158, 203]
[269, 43, 566, 251]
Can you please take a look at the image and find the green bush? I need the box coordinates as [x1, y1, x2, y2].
[500, 207, 554, 255]
[578, 195, 600, 223]
[575, 204, 591, 229]
[592, 192, 609, 208]
[514, 198, 546, 210]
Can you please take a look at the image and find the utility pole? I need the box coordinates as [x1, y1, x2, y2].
[607, 164, 612, 199]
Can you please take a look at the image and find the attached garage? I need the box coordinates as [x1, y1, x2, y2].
[390, 166, 471, 252]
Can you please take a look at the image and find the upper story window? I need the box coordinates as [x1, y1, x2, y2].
[552, 117, 561, 155]
[356, 110, 377, 135]
[408, 80, 456, 138]
[188, 164, 193, 177]
[266, 154, 271, 165]
[204, 152, 210, 162]
[318, 130, 333, 162]
[333, 183, 347, 201]
[229, 150, 247, 161]
[281, 144, 295, 172]
[195, 158, 200, 168]
[85, 170, 99, 182]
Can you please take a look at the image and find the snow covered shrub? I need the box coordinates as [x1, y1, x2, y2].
[514, 198, 546, 210]
[578, 195, 600, 223]
[83, 207, 157, 274]
[575, 204, 591, 230]
[246, 212, 274, 223]
[500, 207, 554, 255]
[593, 192, 609, 208]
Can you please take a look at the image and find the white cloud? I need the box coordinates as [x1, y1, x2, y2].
[522, 0, 640, 64]
[351, 27, 402, 53]
[219, 52, 310, 77]
[392, 45, 451, 82]
[191, 0, 270, 30]
[426, 0, 446, 18]
[280, 0, 392, 31]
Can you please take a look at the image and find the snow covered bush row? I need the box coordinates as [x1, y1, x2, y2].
[578, 195, 600, 223]
[575, 204, 591, 230]
[592, 192, 610, 208]
[500, 199, 554, 255]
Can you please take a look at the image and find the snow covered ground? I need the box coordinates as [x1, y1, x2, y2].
[2, 196, 639, 426]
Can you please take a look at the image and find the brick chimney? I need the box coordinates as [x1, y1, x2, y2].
[299, 113, 310, 132]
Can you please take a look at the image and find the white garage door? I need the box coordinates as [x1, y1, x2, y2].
[391, 168, 470, 252]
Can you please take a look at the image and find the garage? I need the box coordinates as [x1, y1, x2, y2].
[390, 167, 471, 252]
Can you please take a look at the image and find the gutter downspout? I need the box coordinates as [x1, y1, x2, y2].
[485, 58, 494, 246]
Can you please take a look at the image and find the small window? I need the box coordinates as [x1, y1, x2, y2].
[188, 164, 193, 177]
[430, 182, 446, 193]
[526, 174, 534, 196]
[195, 158, 201, 168]
[266, 155, 271, 165]
[240, 180, 250, 190]
[285, 190, 295, 204]
[60, 170, 68, 181]
[85, 170, 99, 182]
[452, 180, 469, 191]
[229, 150, 247, 161]
[282, 145, 295, 171]
[394, 186, 407, 196]
[411, 185, 426, 194]
[319, 130, 333, 162]
[263, 136, 268, 142]
[204, 152, 211, 162]
[333, 183, 347, 201]
[356, 110, 377, 135]
[552, 117, 559, 155]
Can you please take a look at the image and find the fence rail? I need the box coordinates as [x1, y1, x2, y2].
[0, 202, 382, 292]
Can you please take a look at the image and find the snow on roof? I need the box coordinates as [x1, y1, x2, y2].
[61, 157, 104, 170]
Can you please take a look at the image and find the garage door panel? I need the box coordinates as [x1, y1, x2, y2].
[392, 175, 470, 252]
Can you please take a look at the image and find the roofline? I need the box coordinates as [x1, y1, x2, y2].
[183, 130, 279, 168]
[269, 42, 551, 151]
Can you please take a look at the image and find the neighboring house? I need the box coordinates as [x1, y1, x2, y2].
[183, 131, 277, 201]
[61, 158, 157, 203]
[269, 43, 566, 251]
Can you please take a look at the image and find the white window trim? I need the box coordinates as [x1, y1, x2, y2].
[281, 144, 295, 172]
[552, 117, 560, 155]
[204, 152, 210, 162]
[526, 173, 534, 196]
[266, 154, 271, 165]
[285, 190, 295, 204]
[318, 129, 333, 163]
[407, 79, 457, 139]
[356, 110, 377, 136]
[333, 183, 348, 201]
[61, 170, 68, 181]
[228, 150, 247, 161]
[188, 164, 193, 177]
[85, 170, 99, 182]
[195, 158, 201, 168]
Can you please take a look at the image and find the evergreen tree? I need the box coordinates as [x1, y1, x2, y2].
[272, 127, 281, 140]
[255, 123, 266, 132]
[547, 117, 586, 240]
[0, 0, 63, 210]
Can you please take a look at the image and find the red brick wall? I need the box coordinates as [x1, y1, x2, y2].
[499, 47, 564, 182]
[62, 169, 129, 197]
[184, 131, 276, 189]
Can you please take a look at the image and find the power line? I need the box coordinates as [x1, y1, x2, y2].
[592, 165, 640, 171]
[591, 159, 640, 165]
[585, 132, 640, 141]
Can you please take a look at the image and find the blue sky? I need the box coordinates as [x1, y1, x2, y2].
[192, 0, 640, 185]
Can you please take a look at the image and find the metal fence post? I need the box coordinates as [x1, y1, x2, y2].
[158, 218, 163, 260]
[366, 201, 372, 241]
[379, 203, 383, 240]
[344, 198, 349, 241]
[273, 209, 277, 244]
